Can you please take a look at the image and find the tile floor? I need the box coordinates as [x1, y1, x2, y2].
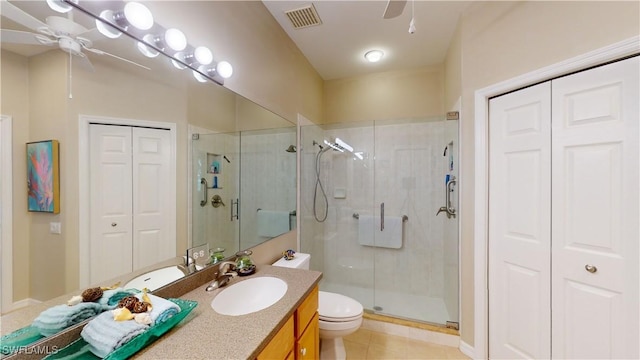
[343, 328, 469, 360]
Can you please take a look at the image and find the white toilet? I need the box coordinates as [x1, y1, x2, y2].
[273, 253, 363, 360]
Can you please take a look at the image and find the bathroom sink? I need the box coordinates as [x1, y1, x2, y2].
[210, 276, 288, 316]
[124, 266, 187, 291]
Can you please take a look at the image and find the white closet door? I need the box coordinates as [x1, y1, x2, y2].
[551, 56, 639, 359]
[489, 82, 552, 359]
[89, 125, 133, 284]
[132, 127, 173, 270]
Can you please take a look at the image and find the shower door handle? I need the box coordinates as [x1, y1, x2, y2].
[200, 178, 208, 207]
[380, 202, 384, 231]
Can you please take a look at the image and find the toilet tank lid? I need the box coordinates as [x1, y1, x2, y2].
[272, 252, 310, 269]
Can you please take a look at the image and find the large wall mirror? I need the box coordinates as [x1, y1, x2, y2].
[0, 0, 295, 338]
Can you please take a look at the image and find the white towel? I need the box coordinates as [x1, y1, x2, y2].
[377, 216, 403, 249]
[357, 214, 376, 247]
[357, 215, 403, 249]
[257, 210, 290, 237]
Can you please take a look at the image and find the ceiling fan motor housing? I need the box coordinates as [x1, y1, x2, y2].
[58, 36, 82, 56]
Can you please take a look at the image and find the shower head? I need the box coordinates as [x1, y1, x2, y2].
[285, 145, 297, 153]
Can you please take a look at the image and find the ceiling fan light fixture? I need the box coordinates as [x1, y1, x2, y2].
[364, 50, 384, 63]
[123, 2, 154, 31]
[165, 28, 187, 51]
[46, 0, 77, 13]
[96, 10, 122, 39]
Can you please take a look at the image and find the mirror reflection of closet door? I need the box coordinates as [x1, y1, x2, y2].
[89, 124, 173, 285]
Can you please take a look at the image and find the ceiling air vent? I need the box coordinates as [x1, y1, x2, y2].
[285, 4, 322, 29]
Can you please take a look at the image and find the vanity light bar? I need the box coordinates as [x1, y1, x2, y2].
[62, 0, 233, 84]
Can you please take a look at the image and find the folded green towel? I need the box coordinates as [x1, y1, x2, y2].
[81, 311, 149, 358]
[32, 302, 107, 337]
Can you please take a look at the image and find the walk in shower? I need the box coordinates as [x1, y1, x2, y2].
[300, 116, 459, 326]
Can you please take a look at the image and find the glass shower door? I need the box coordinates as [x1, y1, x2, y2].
[372, 117, 459, 325]
[191, 132, 240, 259]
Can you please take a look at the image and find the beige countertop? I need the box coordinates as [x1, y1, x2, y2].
[133, 265, 322, 360]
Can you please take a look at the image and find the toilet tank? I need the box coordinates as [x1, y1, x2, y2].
[272, 252, 310, 270]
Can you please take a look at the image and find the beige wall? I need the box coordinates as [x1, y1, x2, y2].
[324, 65, 444, 123]
[146, 1, 324, 125]
[453, 0, 640, 346]
[1, 50, 31, 302]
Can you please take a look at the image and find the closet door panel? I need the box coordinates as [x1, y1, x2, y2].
[551, 56, 639, 359]
[489, 82, 551, 359]
[89, 125, 133, 284]
[132, 127, 174, 270]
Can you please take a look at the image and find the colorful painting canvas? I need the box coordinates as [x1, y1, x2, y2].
[26, 140, 60, 213]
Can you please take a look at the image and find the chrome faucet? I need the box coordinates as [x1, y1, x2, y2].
[205, 261, 237, 292]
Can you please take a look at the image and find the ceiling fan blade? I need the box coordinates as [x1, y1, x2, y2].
[84, 47, 151, 71]
[76, 28, 103, 43]
[0, 29, 44, 45]
[0, 0, 48, 32]
[74, 52, 95, 72]
[383, 0, 407, 19]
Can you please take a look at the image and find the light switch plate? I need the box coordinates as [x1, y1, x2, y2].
[50, 222, 62, 234]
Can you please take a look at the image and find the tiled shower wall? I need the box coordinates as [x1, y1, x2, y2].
[300, 118, 459, 325]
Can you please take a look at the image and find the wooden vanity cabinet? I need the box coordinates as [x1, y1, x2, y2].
[257, 285, 319, 360]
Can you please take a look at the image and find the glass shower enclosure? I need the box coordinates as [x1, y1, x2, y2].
[300, 116, 459, 326]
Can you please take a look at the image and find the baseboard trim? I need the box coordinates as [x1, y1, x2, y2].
[459, 340, 475, 359]
[2, 298, 41, 315]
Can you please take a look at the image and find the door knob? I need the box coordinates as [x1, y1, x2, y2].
[585, 264, 597, 273]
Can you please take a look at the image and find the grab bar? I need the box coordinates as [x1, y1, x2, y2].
[200, 178, 208, 207]
[436, 176, 456, 218]
[352, 213, 408, 222]
[380, 203, 384, 231]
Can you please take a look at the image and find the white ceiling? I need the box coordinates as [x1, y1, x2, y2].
[262, 0, 471, 80]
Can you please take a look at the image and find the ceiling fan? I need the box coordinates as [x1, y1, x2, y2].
[383, 0, 415, 34]
[0, 0, 149, 72]
[383, 0, 407, 19]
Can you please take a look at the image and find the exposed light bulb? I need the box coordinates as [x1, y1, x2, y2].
[193, 67, 209, 83]
[194, 46, 213, 65]
[96, 10, 122, 39]
[216, 61, 233, 79]
[123, 2, 154, 31]
[46, 0, 77, 13]
[165, 28, 187, 51]
[364, 50, 384, 63]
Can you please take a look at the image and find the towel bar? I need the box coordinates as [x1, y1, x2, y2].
[352, 213, 408, 222]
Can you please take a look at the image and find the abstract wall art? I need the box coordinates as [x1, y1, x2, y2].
[26, 140, 60, 213]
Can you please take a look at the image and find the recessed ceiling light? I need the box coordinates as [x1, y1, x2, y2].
[364, 50, 384, 63]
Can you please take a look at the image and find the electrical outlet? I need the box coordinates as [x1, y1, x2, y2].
[50, 222, 62, 235]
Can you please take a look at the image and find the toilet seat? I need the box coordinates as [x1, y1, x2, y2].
[318, 291, 363, 322]
[318, 317, 363, 332]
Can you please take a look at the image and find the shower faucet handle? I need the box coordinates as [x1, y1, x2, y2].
[436, 206, 448, 216]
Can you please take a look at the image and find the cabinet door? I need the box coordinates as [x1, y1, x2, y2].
[296, 313, 318, 360]
[296, 286, 319, 338]
[551, 56, 639, 359]
[488, 82, 552, 359]
[257, 316, 294, 360]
